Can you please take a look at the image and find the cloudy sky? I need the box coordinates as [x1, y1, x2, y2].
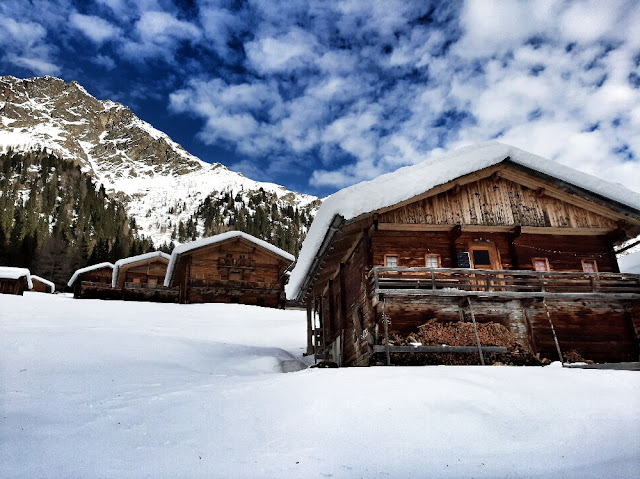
[1, 0, 640, 196]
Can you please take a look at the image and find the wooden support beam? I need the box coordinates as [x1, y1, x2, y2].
[373, 345, 508, 354]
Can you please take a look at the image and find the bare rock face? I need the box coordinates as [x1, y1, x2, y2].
[0, 76, 318, 245]
[0, 75, 202, 178]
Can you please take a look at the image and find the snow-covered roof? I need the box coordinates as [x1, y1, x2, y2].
[67, 262, 114, 287]
[30, 275, 55, 292]
[0, 266, 33, 289]
[112, 251, 170, 287]
[618, 251, 640, 274]
[164, 231, 295, 287]
[286, 142, 640, 300]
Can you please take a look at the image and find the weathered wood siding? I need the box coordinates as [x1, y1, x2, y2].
[0, 277, 29, 295]
[75, 267, 113, 299]
[514, 234, 618, 272]
[31, 279, 53, 293]
[174, 238, 290, 307]
[370, 230, 617, 273]
[528, 300, 637, 362]
[119, 258, 169, 289]
[378, 176, 618, 229]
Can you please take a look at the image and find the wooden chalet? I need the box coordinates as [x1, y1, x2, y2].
[30, 275, 55, 293]
[164, 231, 294, 308]
[67, 262, 117, 299]
[0, 267, 32, 295]
[112, 252, 177, 302]
[287, 143, 640, 366]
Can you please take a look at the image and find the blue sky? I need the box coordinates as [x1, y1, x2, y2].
[1, 0, 640, 197]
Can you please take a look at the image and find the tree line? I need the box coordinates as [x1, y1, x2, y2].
[0, 149, 155, 288]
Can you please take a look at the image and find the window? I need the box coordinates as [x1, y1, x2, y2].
[385, 255, 398, 267]
[532, 258, 549, 272]
[472, 249, 491, 267]
[582, 259, 598, 273]
[425, 254, 441, 268]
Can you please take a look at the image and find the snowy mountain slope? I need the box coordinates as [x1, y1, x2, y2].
[0, 76, 318, 245]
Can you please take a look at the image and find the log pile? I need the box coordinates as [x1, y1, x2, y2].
[387, 319, 518, 348]
[374, 319, 543, 366]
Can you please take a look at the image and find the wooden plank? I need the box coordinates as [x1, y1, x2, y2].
[520, 226, 613, 236]
[377, 223, 455, 232]
[376, 289, 640, 301]
[373, 345, 508, 354]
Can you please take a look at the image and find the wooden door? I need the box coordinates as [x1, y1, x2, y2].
[468, 242, 502, 291]
[468, 242, 501, 270]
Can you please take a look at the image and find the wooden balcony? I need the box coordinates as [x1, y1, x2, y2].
[369, 266, 640, 301]
[217, 258, 256, 268]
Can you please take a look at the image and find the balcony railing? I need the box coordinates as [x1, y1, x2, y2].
[189, 278, 280, 290]
[217, 258, 256, 268]
[369, 267, 640, 299]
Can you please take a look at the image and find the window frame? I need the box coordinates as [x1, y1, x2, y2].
[425, 254, 441, 268]
[384, 255, 399, 268]
[581, 259, 598, 273]
[532, 257, 550, 272]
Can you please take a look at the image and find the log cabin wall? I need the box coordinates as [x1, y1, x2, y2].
[31, 279, 53, 293]
[513, 234, 618, 272]
[76, 267, 115, 299]
[0, 277, 28, 295]
[177, 239, 290, 307]
[120, 258, 169, 288]
[304, 166, 640, 365]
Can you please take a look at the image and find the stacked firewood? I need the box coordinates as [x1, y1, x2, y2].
[375, 319, 543, 366]
[386, 319, 517, 348]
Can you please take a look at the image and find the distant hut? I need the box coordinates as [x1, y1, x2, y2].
[287, 143, 640, 366]
[0, 267, 33, 295]
[67, 262, 115, 299]
[30, 275, 55, 293]
[164, 231, 295, 308]
[112, 252, 177, 302]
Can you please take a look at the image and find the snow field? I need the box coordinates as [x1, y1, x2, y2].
[1, 293, 639, 478]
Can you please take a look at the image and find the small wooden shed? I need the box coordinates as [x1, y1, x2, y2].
[30, 275, 55, 293]
[112, 251, 177, 302]
[164, 231, 294, 307]
[0, 266, 33, 295]
[287, 143, 640, 366]
[67, 262, 116, 299]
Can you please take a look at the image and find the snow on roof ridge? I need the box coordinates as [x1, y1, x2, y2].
[164, 231, 295, 287]
[286, 142, 640, 300]
[112, 251, 171, 287]
[0, 266, 33, 289]
[68, 262, 114, 287]
[30, 274, 55, 292]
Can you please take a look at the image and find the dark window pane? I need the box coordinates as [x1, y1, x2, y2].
[473, 250, 491, 266]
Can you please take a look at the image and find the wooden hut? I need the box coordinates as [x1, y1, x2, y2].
[30, 275, 55, 293]
[164, 231, 294, 307]
[67, 262, 116, 299]
[0, 267, 32, 295]
[112, 252, 177, 302]
[287, 143, 640, 366]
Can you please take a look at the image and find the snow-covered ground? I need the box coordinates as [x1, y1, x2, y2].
[1, 294, 639, 479]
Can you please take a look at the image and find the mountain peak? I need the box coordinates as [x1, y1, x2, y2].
[0, 75, 318, 245]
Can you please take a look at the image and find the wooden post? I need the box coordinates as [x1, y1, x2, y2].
[542, 298, 563, 364]
[382, 297, 391, 366]
[306, 295, 313, 356]
[466, 297, 485, 365]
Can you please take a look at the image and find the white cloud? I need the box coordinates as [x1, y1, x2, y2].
[69, 13, 121, 44]
[245, 28, 319, 74]
[5, 54, 60, 75]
